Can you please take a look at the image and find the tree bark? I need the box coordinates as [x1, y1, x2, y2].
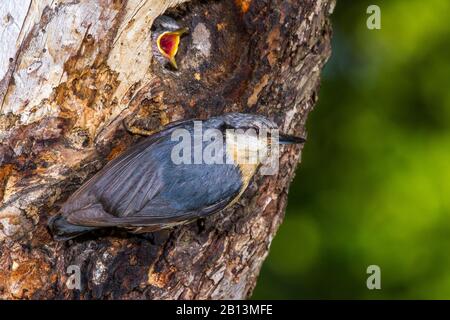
[0, 0, 333, 299]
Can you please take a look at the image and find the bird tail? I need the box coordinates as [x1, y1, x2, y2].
[48, 215, 97, 241]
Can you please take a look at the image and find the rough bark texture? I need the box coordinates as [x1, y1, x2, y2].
[0, 0, 333, 299]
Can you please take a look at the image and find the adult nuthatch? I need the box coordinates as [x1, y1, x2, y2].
[151, 16, 188, 69]
[48, 113, 305, 240]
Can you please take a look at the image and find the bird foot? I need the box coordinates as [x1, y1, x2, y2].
[122, 117, 157, 136]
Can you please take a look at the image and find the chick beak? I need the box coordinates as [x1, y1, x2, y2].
[279, 133, 306, 145]
[157, 27, 189, 69]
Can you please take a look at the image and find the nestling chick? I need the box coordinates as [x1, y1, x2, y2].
[151, 15, 188, 69]
[48, 113, 305, 240]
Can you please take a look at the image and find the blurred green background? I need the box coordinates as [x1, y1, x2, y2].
[253, 0, 450, 299]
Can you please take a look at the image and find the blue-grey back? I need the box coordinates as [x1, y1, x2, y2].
[62, 118, 243, 220]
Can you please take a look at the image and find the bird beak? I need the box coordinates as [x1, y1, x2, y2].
[169, 56, 178, 69]
[279, 133, 306, 144]
[174, 27, 189, 36]
[157, 27, 189, 70]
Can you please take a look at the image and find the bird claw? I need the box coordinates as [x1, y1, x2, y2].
[122, 117, 156, 136]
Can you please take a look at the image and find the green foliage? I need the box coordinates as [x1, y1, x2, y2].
[254, 0, 450, 299]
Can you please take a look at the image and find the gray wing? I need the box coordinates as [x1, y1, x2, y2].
[62, 119, 243, 228]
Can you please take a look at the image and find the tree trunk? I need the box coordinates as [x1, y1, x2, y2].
[0, 0, 333, 299]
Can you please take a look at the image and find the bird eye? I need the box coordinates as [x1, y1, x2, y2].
[220, 123, 236, 131]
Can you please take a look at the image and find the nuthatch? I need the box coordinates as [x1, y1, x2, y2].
[151, 16, 188, 69]
[48, 113, 305, 240]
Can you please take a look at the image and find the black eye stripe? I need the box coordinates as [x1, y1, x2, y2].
[222, 125, 260, 134]
[220, 123, 236, 131]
